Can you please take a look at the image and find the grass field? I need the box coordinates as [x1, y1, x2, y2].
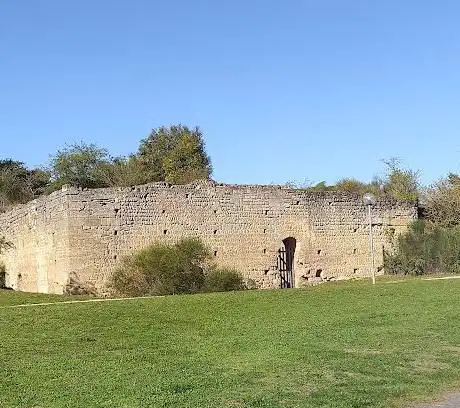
[1, 279, 459, 408]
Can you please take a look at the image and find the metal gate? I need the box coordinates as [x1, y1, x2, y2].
[277, 246, 295, 288]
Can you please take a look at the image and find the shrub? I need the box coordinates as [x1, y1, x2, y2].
[110, 238, 244, 296]
[384, 220, 460, 275]
[111, 238, 208, 296]
[202, 265, 245, 293]
[422, 173, 460, 227]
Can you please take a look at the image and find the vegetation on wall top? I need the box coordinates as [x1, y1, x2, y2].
[0, 124, 212, 211]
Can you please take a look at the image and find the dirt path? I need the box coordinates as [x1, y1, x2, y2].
[0, 294, 164, 309]
[408, 392, 460, 408]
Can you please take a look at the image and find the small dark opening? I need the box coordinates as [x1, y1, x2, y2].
[114, 208, 120, 215]
[263, 229, 267, 234]
[353, 228, 357, 233]
[353, 268, 358, 274]
[265, 210, 269, 215]
[162, 209, 166, 214]
[163, 229, 167, 235]
[263, 248, 266, 254]
[353, 248, 357, 254]
[213, 229, 218, 235]
[0, 267, 6, 289]
[114, 255, 118, 260]
[315, 269, 322, 278]
[317, 249, 321, 255]
[278, 237, 296, 289]
[213, 209, 217, 214]
[213, 250, 218, 257]
[114, 230, 118, 236]
[185, 193, 190, 199]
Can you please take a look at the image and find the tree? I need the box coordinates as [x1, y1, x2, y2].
[105, 155, 151, 187]
[0, 159, 33, 209]
[137, 125, 212, 184]
[48, 142, 113, 189]
[28, 168, 51, 197]
[423, 173, 460, 227]
[380, 158, 419, 201]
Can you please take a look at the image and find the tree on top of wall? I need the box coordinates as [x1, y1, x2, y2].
[379, 158, 419, 201]
[0, 159, 50, 210]
[45, 126, 213, 190]
[137, 125, 212, 184]
[48, 142, 113, 190]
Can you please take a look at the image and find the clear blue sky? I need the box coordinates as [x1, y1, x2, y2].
[1, 1, 459, 186]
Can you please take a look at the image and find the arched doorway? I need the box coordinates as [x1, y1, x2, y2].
[277, 237, 296, 288]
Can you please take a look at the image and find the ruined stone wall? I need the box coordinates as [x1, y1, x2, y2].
[0, 190, 70, 293]
[0, 180, 418, 294]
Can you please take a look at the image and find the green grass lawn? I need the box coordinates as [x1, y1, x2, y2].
[1, 279, 459, 408]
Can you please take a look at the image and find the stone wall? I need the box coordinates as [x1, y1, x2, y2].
[0, 180, 418, 294]
[0, 190, 70, 293]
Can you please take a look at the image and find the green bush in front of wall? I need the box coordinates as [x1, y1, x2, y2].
[384, 220, 460, 275]
[110, 238, 245, 296]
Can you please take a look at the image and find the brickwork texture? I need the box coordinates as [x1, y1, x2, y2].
[0, 180, 418, 294]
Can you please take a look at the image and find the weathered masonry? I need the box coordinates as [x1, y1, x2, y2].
[0, 180, 418, 294]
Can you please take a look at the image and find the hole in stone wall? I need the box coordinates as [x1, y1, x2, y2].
[114, 230, 118, 236]
[264, 269, 269, 275]
[185, 193, 190, 198]
[114, 255, 117, 260]
[162, 209, 166, 214]
[213, 209, 217, 214]
[317, 249, 321, 255]
[296, 200, 300, 205]
[353, 248, 357, 254]
[163, 229, 168, 235]
[315, 269, 322, 278]
[213, 251, 218, 257]
[353, 228, 357, 233]
[353, 268, 359, 274]
[213, 229, 218, 235]
[263, 248, 266, 254]
[265, 210, 268, 215]
[0, 266, 6, 289]
[263, 229, 267, 234]
[114, 209, 119, 215]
